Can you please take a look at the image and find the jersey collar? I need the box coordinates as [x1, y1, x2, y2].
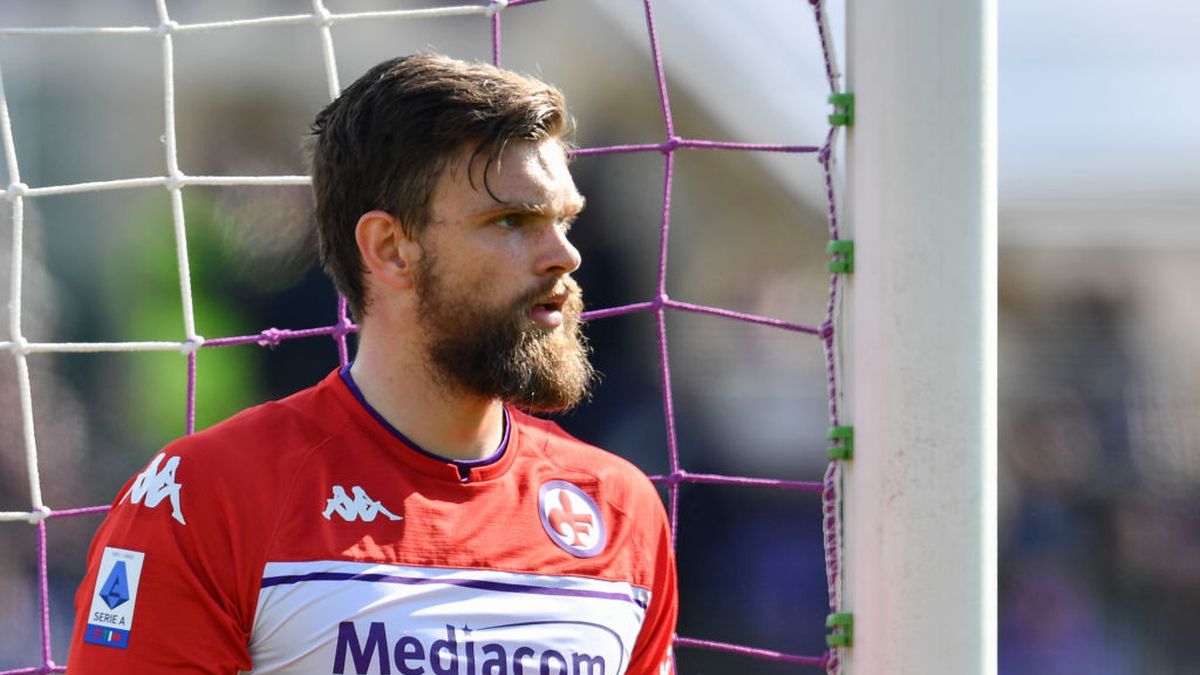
[331, 365, 516, 483]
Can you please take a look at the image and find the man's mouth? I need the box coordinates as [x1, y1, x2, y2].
[529, 291, 569, 329]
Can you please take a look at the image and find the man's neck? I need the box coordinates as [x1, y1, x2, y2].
[349, 328, 505, 462]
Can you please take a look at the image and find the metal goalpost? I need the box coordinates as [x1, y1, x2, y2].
[841, 0, 997, 673]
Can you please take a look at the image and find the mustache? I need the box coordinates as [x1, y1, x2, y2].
[512, 275, 584, 315]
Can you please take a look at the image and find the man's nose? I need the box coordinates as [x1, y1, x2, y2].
[538, 224, 582, 276]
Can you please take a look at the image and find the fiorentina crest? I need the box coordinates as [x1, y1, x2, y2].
[538, 480, 606, 558]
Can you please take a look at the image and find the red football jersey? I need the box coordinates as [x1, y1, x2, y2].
[69, 368, 677, 674]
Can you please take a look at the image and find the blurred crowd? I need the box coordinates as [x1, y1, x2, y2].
[1000, 250, 1200, 674]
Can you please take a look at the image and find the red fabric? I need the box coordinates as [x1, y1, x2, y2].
[69, 369, 676, 674]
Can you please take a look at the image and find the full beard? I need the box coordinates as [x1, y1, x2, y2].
[415, 257, 596, 413]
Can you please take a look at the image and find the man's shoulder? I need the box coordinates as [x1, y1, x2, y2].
[109, 372, 352, 530]
[162, 371, 350, 474]
[513, 411, 660, 501]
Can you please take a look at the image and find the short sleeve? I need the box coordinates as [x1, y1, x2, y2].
[67, 448, 258, 674]
[624, 496, 679, 675]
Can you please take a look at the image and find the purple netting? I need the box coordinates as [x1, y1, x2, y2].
[3, 1, 847, 672]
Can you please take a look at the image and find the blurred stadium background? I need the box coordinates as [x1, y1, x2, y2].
[1001, 1, 1200, 672]
[3, 0, 1199, 673]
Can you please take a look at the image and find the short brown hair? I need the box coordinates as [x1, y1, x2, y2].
[308, 53, 573, 319]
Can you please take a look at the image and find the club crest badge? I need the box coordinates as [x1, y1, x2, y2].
[538, 480, 606, 558]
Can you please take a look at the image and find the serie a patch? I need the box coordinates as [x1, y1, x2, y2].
[84, 547, 145, 649]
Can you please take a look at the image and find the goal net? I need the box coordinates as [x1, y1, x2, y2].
[0, 1, 850, 672]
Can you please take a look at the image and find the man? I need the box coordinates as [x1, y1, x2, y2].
[69, 54, 678, 674]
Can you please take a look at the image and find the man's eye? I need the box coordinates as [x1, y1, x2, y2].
[493, 214, 521, 229]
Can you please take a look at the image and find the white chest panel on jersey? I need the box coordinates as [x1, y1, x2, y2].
[246, 560, 651, 675]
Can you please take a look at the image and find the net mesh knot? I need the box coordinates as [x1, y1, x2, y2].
[485, 0, 509, 18]
[312, 6, 334, 27]
[5, 182, 28, 200]
[257, 328, 285, 348]
[179, 336, 205, 355]
[9, 336, 29, 356]
[27, 505, 51, 524]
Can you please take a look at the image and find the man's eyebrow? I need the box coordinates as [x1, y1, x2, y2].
[486, 195, 587, 216]
[498, 202, 549, 215]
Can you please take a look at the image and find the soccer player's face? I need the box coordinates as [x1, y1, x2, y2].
[414, 138, 594, 411]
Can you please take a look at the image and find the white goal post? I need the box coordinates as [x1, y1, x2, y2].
[842, 0, 997, 673]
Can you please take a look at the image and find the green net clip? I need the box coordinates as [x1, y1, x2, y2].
[827, 240, 854, 274]
[826, 612, 854, 648]
[827, 426, 854, 460]
[828, 92, 854, 126]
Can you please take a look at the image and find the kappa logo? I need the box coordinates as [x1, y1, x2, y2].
[323, 485, 402, 523]
[538, 480, 606, 558]
[122, 453, 185, 524]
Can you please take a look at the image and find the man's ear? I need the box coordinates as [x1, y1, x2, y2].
[355, 210, 421, 291]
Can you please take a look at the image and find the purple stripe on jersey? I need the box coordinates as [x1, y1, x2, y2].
[338, 364, 510, 476]
[260, 570, 648, 609]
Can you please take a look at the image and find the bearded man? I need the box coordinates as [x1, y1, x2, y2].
[69, 54, 677, 674]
